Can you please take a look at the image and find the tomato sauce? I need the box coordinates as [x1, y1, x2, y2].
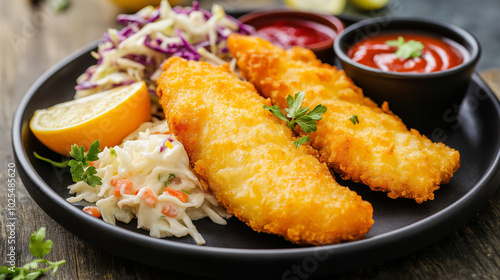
[256, 19, 335, 49]
[347, 33, 467, 73]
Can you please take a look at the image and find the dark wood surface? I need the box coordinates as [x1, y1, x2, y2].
[1, 0, 499, 279]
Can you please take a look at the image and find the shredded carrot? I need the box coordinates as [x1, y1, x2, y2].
[161, 203, 178, 218]
[111, 178, 134, 196]
[139, 187, 158, 207]
[163, 187, 188, 203]
[83, 206, 101, 218]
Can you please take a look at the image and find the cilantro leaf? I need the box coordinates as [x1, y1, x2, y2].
[68, 140, 102, 187]
[386, 36, 424, 59]
[263, 91, 327, 147]
[293, 135, 309, 148]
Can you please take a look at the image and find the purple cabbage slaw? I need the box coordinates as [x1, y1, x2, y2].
[74, 0, 254, 101]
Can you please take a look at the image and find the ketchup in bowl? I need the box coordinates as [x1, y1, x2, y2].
[347, 33, 469, 73]
[255, 19, 337, 49]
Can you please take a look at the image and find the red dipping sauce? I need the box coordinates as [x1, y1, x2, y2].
[256, 19, 335, 49]
[348, 33, 468, 73]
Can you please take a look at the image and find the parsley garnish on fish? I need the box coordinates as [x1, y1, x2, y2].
[68, 140, 102, 187]
[386, 36, 424, 59]
[263, 91, 327, 148]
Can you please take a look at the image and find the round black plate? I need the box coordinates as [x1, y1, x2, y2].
[12, 39, 500, 279]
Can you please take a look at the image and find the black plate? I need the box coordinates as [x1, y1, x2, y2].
[12, 27, 500, 280]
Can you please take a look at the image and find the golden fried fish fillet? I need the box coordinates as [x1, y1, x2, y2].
[228, 34, 460, 204]
[157, 57, 373, 245]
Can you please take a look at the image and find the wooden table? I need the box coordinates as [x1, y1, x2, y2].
[1, 0, 499, 279]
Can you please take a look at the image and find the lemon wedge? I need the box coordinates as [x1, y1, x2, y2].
[285, 0, 347, 15]
[349, 0, 390, 10]
[30, 82, 151, 155]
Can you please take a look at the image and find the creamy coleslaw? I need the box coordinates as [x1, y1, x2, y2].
[67, 121, 230, 245]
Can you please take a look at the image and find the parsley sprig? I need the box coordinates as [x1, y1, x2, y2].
[33, 152, 69, 168]
[386, 36, 424, 60]
[68, 140, 102, 187]
[34, 140, 103, 187]
[0, 227, 66, 280]
[264, 91, 327, 148]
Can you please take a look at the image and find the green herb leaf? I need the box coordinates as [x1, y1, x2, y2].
[285, 91, 305, 119]
[295, 115, 317, 133]
[306, 104, 328, 121]
[263, 105, 288, 122]
[68, 160, 84, 183]
[386, 36, 424, 59]
[263, 91, 327, 147]
[29, 228, 52, 259]
[25, 269, 43, 280]
[109, 148, 117, 156]
[349, 115, 360, 125]
[68, 140, 102, 187]
[2, 227, 66, 280]
[167, 173, 176, 184]
[164, 173, 176, 188]
[293, 135, 309, 148]
[82, 167, 102, 187]
[33, 152, 69, 168]
[86, 141, 101, 161]
[385, 36, 406, 47]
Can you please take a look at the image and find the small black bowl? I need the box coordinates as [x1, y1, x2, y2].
[334, 17, 481, 132]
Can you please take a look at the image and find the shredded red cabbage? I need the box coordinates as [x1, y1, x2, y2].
[75, 1, 254, 94]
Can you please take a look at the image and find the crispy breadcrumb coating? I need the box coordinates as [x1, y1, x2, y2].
[157, 57, 373, 245]
[228, 34, 460, 203]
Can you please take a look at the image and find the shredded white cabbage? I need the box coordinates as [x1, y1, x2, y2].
[67, 120, 230, 245]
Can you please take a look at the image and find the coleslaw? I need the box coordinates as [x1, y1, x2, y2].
[67, 121, 230, 245]
[74, 0, 253, 102]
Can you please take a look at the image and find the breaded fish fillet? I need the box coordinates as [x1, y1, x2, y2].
[157, 57, 373, 245]
[228, 34, 460, 203]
